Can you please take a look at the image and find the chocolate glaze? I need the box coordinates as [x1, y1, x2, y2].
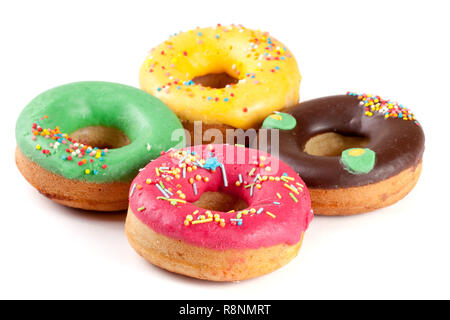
[262, 95, 425, 189]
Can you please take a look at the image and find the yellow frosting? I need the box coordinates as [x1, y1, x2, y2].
[139, 25, 301, 129]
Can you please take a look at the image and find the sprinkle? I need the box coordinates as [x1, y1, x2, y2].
[238, 174, 243, 183]
[284, 183, 300, 194]
[130, 183, 137, 197]
[273, 201, 280, 205]
[193, 182, 198, 195]
[156, 184, 169, 198]
[156, 197, 186, 204]
[289, 192, 298, 203]
[276, 192, 282, 199]
[220, 164, 228, 187]
[137, 206, 146, 212]
[347, 92, 417, 122]
[266, 211, 276, 219]
[257, 208, 264, 214]
[191, 218, 213, 225]
[248, 168, 256, 176]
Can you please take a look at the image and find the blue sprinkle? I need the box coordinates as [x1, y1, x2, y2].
[224, 97, 229, 102]
[220, 164, 228, 187]
[193, 183, 198, 195]
[203, 157, 221, 170]
[156, 184, 169, 198]
[157, 87, 162, 91]
[197, 32, 203, 36]
[257, 208, 264, 214]
[61, 155, 67, 160]
[273, 201, 280, 205]
[129, 183, 137, 197]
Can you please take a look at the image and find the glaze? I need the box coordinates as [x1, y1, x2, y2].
[139, 24, 301, 129]
[263, 94, 425, 188]
[129, 144, 313, 250]
[16, 81, 185, 182]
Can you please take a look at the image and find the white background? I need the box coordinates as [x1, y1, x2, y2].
[1, 0, 449, 299]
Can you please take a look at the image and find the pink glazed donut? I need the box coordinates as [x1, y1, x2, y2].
[125, 144, 313, 281]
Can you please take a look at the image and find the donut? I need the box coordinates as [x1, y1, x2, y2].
[139, 24, 301, 145]
[261, 93, 425, 215]
[15, 81, 185, 211]
[125, 144, 313, 281]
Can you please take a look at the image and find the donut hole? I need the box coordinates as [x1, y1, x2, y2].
[304, 132, 369, 157]
[70, 126, 131, 149]
[192, 72, 239, 89]
[193, 191, 248, 212]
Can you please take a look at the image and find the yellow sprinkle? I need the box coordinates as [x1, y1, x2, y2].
[349, 148, 365, 156]
[276, 192, 282, 199]
[191, 218, 213, 225]
[266, 211, 276, 219]
[269, 114, 282, 121]
[85, 169, 90, 175]
[36, 145, 41, 150]
[284, 183, 299, 195]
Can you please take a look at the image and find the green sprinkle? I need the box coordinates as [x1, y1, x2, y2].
[289, 192, 298, 203]
[137, 206, 146, 212]
[341, 148, 376, 174]
[262, 112, 296, 130]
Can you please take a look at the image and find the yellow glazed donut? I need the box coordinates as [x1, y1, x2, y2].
[139, 24, 301, 142]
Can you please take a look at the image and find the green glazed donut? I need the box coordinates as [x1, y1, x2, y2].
[15, 81, 185, 211]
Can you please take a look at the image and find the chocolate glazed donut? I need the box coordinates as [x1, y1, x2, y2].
[261, 93, 425, 215]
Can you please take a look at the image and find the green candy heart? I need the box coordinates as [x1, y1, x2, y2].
[341, 148, 376, 174]
[261, 112, 296, 130]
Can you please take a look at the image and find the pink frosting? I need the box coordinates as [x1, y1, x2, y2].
[129, 144, 313, 250]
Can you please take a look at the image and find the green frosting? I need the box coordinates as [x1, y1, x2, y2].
[16, 81, 185, 183]
[261, 112, 296, 130]
[341, 148, 376, 174]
